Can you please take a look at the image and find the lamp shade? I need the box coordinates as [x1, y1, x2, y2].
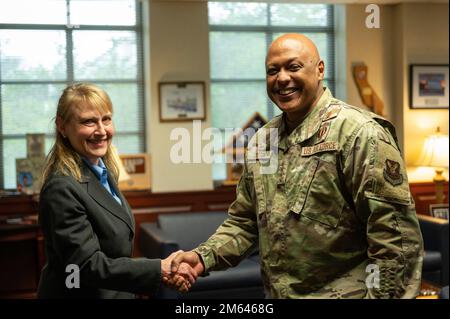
[416, 128, 449, 168]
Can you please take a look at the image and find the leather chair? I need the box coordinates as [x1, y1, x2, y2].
[418, 214, 449, 287]
[140, 211, 264, 299]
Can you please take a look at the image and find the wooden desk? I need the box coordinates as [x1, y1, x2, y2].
[0, 184, 446, 298]
[0, 186, 237, 298]
[417, 280, 441, 299]
[409, 181, 449, 216]
[0, 221, 43, 298]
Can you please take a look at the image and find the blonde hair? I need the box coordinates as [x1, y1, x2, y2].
[41, 83, 119, 187]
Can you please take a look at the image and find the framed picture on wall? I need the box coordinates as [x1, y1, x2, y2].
[159, 82, 206, 122]
[409, 64, 449, 109]
[429, 203, 449, 220]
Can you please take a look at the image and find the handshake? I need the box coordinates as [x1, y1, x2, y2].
[160, 250, 205, 293]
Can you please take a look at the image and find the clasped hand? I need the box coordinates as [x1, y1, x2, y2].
[161, 250, 205, 293]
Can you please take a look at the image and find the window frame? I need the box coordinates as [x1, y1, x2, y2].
[209, 3, 335, 120]
[0, 0, 146, 189]
[208, 2, 336, 180]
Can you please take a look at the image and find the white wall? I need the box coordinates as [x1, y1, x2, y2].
[145, 1, 449, 191]
[345, 3, 448, 180]
[400, 3, 449, 167]
[345, 4, 395, 122]
[148, 0, 213, 192]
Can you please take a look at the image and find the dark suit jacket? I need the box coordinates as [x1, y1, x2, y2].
[37, 161, 161, 298]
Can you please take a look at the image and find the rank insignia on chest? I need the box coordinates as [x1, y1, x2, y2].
[383, 159, 403, 186]
[321, 103, 341, 122]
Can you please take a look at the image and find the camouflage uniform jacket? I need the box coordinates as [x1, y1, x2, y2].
[194, 88, 423, 298]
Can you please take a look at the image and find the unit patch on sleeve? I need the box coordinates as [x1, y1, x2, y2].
[383, 159, 403, 186]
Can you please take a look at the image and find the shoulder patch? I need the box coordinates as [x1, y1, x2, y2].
[383, 159, 403, 186]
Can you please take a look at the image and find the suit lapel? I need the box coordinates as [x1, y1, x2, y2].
[80, 163, 134, 235]
[108, 174, 135, 231]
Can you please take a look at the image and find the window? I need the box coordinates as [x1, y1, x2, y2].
[208, 2, 335, 180]
[0, 0, 145, 189]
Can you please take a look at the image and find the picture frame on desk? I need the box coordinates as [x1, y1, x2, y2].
[118, 153, 151, 191]
[16, 157, 45, 194]
[429, 203, 449, 220]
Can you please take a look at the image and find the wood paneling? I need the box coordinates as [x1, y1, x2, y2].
[409, 182, 449, 216]
[1, 182, 446, 298]
[0, 186, 237, 297]
[0, 194, 38, 216]
[0, 224, 43, 298]
[125, 186, 236, 256]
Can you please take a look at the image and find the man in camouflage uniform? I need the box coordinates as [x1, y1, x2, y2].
[170, 33, 423, 298]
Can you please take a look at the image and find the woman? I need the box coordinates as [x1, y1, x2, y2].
[38, 83, 194, 298]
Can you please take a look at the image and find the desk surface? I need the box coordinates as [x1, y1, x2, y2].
[417, 280, 441, 299]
